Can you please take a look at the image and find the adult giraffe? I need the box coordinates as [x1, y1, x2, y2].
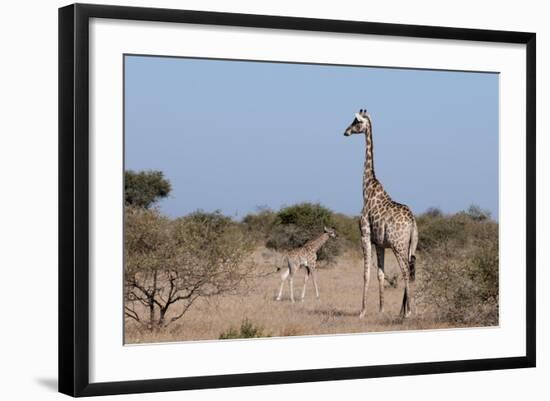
[343, 109, 418, 319]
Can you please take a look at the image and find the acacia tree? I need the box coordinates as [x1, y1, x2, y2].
[125, 170, 171, 209]
[124, 207, 252, 330]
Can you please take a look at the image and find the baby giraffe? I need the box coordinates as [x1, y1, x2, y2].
[276, 227, 336, 303]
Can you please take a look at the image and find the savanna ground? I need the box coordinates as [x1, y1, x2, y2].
[124, 197, 499, 344]
[127, 247, 455, 344]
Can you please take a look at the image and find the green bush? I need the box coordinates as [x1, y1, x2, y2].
[265, 223, 312, 251]
[416, 205, 497, 252]
[276, 203, 333, 229]
[244, 203, 362, 264]
[125, 170, 171, 209]
[242, 207, 277, 240]
[331, 212, 361, 246]
[219, 319, 269, 339]
[174, 210, 240, 243]
[416, 213, 468, 251]
[264, 203, 341, 264]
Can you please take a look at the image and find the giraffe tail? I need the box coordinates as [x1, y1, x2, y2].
[408, 220, 418, 281]
[276, 255, 288, 272]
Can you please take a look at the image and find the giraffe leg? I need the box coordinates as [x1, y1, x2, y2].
[395, 252, 412, 318]
[289, 273, 295, 303]
[276, 267, 289, 301]
[359, 219, 372, 319]
[300, 268, 310, 301]
[288, 265, 300, 303]
[310, 262, 320, 300]
[375, 245, 385, 313]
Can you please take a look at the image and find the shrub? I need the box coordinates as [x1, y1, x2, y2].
[424, 207, 443, 218]
[416, 205, 496, 252]
[416, 233, 498, 326]
[468, 242, 499, 302]
[256, 203, 362, 264]
[264, 203, 340, 264]
[464, 204, 491, 221]
[266, 223, 312, 251]
[415, 206, 499, 326]
[416, 213, 468, 251]
[124, 207, 252, 330]
[242, 207, 277, 240]
[276, 203, 333, 229]
[219, 319, 269, 339]
[331, 212, 361, 246]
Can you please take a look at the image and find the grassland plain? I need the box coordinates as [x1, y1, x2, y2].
[125, 246, 473, 344]
[124, 202, 498, 343]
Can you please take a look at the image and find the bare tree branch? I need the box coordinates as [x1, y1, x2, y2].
[124, 207, 252, 331]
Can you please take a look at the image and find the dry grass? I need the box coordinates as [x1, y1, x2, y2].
[124, 247, 474, 344]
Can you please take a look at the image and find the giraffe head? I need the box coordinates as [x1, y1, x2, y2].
[343, 109, 371, 136]
[324, 226, 336, 238]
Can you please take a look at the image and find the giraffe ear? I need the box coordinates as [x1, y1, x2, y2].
[355, 113, 366, 122]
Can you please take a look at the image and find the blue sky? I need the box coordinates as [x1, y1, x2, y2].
[124, 55, 499, 220]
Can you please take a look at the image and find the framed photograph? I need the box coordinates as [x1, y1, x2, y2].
[58, 3, 536, 397]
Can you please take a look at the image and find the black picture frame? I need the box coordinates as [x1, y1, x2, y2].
[59, 3, 536, 397]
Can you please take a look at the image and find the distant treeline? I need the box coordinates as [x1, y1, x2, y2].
[124, 169, 495, 263]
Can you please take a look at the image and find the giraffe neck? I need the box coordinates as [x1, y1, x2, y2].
[305, 233, 330, 253]
[362, 118, 376, 195]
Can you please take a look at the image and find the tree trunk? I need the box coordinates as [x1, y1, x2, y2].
[148, 300, 155, 330]
[148, 269, 158, 330]
[158, 307, 167, 328]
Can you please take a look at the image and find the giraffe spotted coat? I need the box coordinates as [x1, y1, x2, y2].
[344, 109, 418, 319]
[275, 227, 336, 303]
